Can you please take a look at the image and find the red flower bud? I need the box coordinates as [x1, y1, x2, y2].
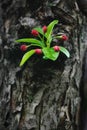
[61, 35, 68, 41]
[53, 46, 60, 51]
[31, 30, 39, 36]
[35, 49, 42, 54]
[20, 45, 28, 51]
[42, 26, 47, 33]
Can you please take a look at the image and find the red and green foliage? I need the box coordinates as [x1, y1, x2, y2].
[16, 20, 70, 66]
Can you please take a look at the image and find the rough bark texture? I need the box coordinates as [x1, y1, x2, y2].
[0, 0, 87, 130]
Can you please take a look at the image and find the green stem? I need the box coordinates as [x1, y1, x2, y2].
[38, 34, 45, 47]
[47, 41, 50, 48]
[53, 35, 62, 39]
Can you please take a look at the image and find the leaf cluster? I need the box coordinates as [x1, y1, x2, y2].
[16, 20, 70, 66]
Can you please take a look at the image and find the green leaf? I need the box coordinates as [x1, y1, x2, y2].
[42, 47, 59, 61]
[60, 46, 70, 58]
[20, 50, 35, 66]
[45, 20, 58, 47]
[16, 38, 44, 47]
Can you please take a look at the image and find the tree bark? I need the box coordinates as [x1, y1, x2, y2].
[0, 0, 87, 130]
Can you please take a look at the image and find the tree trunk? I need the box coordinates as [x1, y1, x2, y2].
[0, 0, 87, 130]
